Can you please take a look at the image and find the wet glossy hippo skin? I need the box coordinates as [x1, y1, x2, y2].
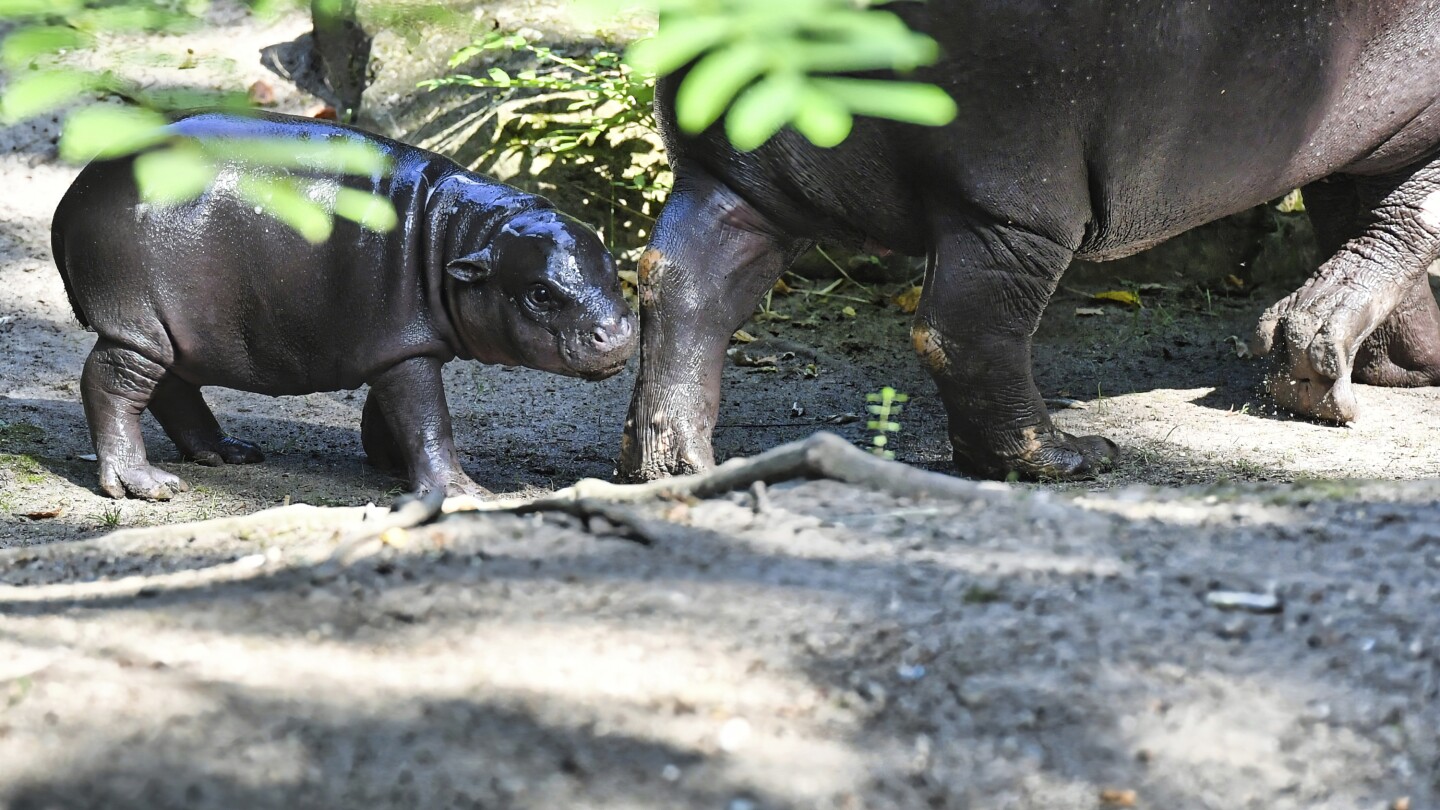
[622, 1, 1440, 482]
[53, 111, 635, 500]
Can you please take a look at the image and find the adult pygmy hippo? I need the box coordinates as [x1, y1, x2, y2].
[54, 111, 636, 500]
[623, 1, 1440, 481]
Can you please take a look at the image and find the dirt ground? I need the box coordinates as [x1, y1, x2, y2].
[0, 4, 1437, 809]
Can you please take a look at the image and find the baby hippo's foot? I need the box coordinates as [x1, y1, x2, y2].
[187, 436, 265, 468]
[955, 426, 1118, 481]
[100, 462, 190, 501]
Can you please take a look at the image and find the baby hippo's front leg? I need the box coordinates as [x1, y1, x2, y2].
[365, 356, 486, 498]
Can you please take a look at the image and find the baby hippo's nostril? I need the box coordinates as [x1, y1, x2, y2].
[591, 315, 635, 348]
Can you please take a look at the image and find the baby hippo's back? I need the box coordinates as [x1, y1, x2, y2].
[52, 112, 454, 395]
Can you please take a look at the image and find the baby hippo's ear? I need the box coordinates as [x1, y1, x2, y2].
[446, 248, 494, 283]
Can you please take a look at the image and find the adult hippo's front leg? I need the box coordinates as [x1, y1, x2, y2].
[914, 213, 1116, 479]
[620, 170, 810, 481]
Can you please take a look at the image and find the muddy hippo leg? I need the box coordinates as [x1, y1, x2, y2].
[81, 341, 190, 500]
[149, 377, 264, 467]
[620, 170, 810, 481]
[366, 356, 484, 497]
[915, 216, 1116, 479]
[1253, 161, 1440, 422]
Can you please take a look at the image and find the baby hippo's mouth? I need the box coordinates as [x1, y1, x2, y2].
[580, 359, 631, 381]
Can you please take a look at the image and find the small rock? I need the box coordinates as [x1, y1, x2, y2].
[661, 763, 681, 782]
[1205, 590, 1282, 614]
[235, 554, 267, 570]
[717, 717, 751, 752]
[896, 663, 926, 681]
[1099, 788, 1138, 807]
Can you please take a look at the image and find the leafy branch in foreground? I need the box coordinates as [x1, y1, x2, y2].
[583, 0, 958, 150]
[0, 0, 396, 243]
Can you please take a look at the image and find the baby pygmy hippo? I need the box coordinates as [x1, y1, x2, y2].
[52, 111, 636, 500]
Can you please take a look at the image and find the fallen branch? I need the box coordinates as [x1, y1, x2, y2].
[469, 431, 1008, 510]
[0, 493, 445, 605]
[0, 433, 1005, 602]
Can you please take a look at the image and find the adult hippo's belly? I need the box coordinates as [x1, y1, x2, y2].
[620, 0, 1440, 481]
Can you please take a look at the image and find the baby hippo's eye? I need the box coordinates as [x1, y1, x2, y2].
[525, 283, 560, 311]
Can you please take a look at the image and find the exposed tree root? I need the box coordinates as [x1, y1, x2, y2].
[448, 431, 1008, 543]
[0, 433, 1004, 602]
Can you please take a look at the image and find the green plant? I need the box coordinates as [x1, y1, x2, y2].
[601, 0, 958, 150]
[100, 504, 122, 527]
[0, 0, 397, 242]
[421, 32, 667, 250]
[865, 386, 908, 459]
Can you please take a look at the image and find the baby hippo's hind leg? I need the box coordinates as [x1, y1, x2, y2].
[81, 341, 189, 500]
[149, 377, 265, 467]
[360, 391, 403, 472]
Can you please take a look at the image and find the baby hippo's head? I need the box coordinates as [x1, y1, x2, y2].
[445, 207, 636, 380]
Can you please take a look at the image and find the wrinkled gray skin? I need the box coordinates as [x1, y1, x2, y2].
[54, 112, 635, 501]
[623, 0, 1440, 482]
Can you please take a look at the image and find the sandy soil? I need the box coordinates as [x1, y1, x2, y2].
[0, 4, 1436, 809]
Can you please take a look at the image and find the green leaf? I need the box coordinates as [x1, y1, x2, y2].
[58, 105, 169, 162]
[0, 0, 81, 18]
[0, 69, 100, 123]
[203, 137, 391, 177]
[725, 72, 804, 150]
[625, 16, 730, 77]
[128, 86, 247, 111]
[675, 41, 769, 133]
[70, 5, 193, 34]
[236, 175, 333, 243]
[787, 34, 939, 74]
[133, 145, 217, 205]
[791, 84, 852, 147]
[812, 77, 957, 126]
[332, 186, 398, 233]
[2, 26, 89, 69]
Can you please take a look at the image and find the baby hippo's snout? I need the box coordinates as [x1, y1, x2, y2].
[571, 305, 638, 380]
[590, 312, 635, 352]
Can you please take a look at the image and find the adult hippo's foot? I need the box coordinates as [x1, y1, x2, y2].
[1257, 274, 1440, 423]
[1252, 162, 1440, 423]
[911, 212, 1117, 480]
[620, 170, 811, 482]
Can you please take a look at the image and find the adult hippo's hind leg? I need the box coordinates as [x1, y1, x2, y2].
[81, 340, 190, 500]
[1253, 160, 1440, 422]
[149, 376, 264, 467]
[620, 169, 810, 481]
[916, 214, 1116, 479]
